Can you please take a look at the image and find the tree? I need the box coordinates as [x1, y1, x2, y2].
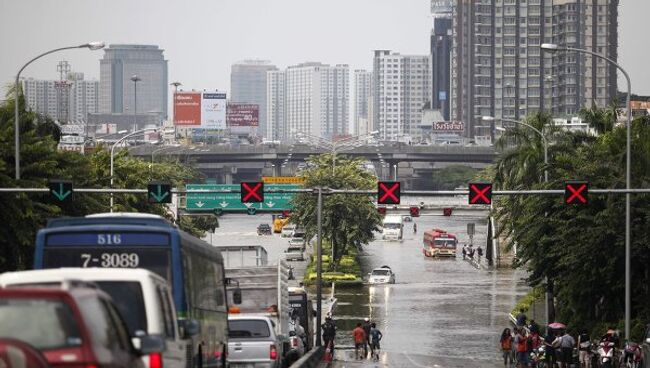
[431, 165, 477, 190]
[0, 90, 216, 271]
[290, 153, 382, 267]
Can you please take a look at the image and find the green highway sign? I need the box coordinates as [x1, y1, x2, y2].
[186, 184, 300, 211]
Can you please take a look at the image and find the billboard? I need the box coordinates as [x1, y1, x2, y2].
[431, 0, 452, 14]
[174, 92, 201, 126]
[433, 121, 465, 132]
[227, 104, 259, 127]
[201, 92, 227, 129]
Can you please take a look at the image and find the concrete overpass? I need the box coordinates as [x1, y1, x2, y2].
[129, 143, 496, 189]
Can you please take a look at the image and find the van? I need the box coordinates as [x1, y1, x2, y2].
[382, 215, 404, 240]
[0, 268, 188, 368]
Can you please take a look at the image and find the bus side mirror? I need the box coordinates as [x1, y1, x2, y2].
[233, 288, 242, 305]
[179, 319, 200, 339]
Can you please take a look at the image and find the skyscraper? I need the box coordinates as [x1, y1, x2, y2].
[353, 70, 372, 136]
[22, 72, 99, 122]
[267, 69, 286, 141]
[230, 60, 278, 139]
[430, 0, 452, 121]
[99, 44, 168, 118]
[372, 50, 431, 141]
[450, 0, 619, 136]
[283, 62, 349, 139]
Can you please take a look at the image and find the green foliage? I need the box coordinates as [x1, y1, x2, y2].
[494, 107, 650, 337]
[431, 165, 478, 190]
[290, 153, 382, 268]
[0, 92, 215, 272]
[511, 287, 544, 316]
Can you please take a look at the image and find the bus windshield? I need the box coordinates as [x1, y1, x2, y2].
[434, 239, 456, 248]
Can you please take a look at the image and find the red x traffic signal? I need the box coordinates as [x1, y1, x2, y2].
[469, 183, 492, 205]
[409, 206, 420, 217]
[565, 181, 588, 204]
[443, 207, 453, 216]
[241, 182, 264, 203]
[377, 207, 387, 215]
[377, 181, 400, 205]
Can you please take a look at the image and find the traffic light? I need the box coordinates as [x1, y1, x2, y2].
[468, 183, 493, 205]
[409, 206, 420, 217]
[247, 207, 257, 215]
[48, 180, 73, 203]
[148, 182, 172, 204]
[241, 182, 264, 203]
[443, 207, 453, 216]
[377, 181, 400, 205]
[282, 210, 291, 218]
[565, 181, 588, 204]
[377, 207, 387, 215]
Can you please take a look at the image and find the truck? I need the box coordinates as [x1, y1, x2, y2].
[273, 217, 289, 233]
[218, 245, 269, 267]
[382, 215, 404, 240]
[226, 261, 293, 367]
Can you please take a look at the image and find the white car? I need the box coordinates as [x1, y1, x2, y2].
[368, 266, 396, 284]
[0, 268, 191, 368]
[288, 237, 306, 249]
[284, 246, 305, 261]
[282, 224, 297, 238]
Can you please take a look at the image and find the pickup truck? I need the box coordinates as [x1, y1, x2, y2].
[228, 315, 284, 368]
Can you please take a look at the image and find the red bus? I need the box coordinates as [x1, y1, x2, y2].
[422, 229, 458, 257]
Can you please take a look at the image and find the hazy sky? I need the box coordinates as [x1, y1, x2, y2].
[1, 1, 647, 102]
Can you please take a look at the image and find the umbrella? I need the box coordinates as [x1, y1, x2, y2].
[548, 322, 567, 329]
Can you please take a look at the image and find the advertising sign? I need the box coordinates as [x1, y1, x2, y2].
[227, 104, 259, 127]
[57, 144, 84, 154]
[433, 121, 464, 132]
[60, 135, 85, 144]
[60, 124, 85, 135]
[201, 92, 227, 129]
[431, 0, 452, 14]
[262, 176, 305, 184]
[174, 92, 201, 126]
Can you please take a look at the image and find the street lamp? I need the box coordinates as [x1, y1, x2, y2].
[14, 42, 105, 180]
[110, 128, 156, 212]
[541, 43, 633, 340]
[131, 75, 142, 133]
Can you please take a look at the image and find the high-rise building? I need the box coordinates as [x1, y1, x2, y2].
[22, 72, 99, 122]
[372, 50, 431, 141]
[353, 70, 372, 136]
[230, 60, 278, 139]
[430, 1, 452, 121]
[99, 44, 168, 119]
[451, 0, 618, 136]
[267, 70, 286, 141]
[283, 62, 349, 140]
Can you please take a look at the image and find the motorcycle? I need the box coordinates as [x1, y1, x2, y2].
[530, 345, 547, 368]
[622, 342, 642, 368]
[597, 341, 616, 368]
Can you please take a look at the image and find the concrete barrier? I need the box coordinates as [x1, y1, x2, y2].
[290, 346, 324, 368]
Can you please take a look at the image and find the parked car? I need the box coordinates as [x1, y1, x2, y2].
[291, 228, 306, 239]
[368, 265, 396, 284]
[0, 283, 164, 368]
[257, 223, 272, 235]
[228, 315, 285, 368]
[285, 246, 305, 261]
[288, 237, 307, 249]
[0, 338, 50, 368]
[0, 268, 189, 368]
[281, 224, 297, 238]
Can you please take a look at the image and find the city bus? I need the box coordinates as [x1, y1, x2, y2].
[33, 213, 229, 368]
[422, 228, 458, 257]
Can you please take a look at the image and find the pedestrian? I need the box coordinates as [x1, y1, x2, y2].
[577, 329, 591, 368]
[322, 317, 336, 356]
[362, 318, 372, 357]
[468, 245, 475, 260]
[500, 328, 514, 367]
[477, 246, 483, 262]
[559, 331, 575, 368]
[515, 328, 528, 368]
[515, 309, 527, 327]
[352, 323, 366, 360]
[528, 320, 540, 335]
[413, 223, 417, 234]
[369, 323, 383, 361]
[544, 330, 558, 368]
[462, 245, 467, 260]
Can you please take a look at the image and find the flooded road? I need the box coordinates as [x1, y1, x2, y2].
[208, 206, 528, 367]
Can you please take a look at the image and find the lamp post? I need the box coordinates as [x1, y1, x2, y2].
[483, 115, 550, 325]
[13, 42, 105, 180]
[110, 128, 156, 212]
[298, 131, 379, 174]
[130, 75, 142, 133]
[540, 43, 632, 340]
[170, 82, 182, 140]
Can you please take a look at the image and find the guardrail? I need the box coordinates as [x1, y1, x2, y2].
[291, 346, 324, 368]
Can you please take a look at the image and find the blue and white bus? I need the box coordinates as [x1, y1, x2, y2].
[33, 213, 228, 368]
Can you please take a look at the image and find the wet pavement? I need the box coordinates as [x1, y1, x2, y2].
[208, 205, 528, 368]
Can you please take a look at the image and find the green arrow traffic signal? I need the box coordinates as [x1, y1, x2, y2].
[48, 180, 73, 203]
[148, 182, 172, 204]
